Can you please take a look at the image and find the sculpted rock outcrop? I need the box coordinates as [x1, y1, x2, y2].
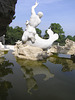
[13, 41, 52, 60]
[49, 39, 75, 55]
[64, 39, 75, 55]
[0, 0, 17, 36]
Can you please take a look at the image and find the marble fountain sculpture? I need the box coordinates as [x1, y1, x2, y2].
[13, 1, 59, 60]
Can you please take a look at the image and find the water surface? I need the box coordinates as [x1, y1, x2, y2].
[0, 51, 75, 100]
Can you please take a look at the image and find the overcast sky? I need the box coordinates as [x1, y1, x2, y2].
[10, 0, 75, 36]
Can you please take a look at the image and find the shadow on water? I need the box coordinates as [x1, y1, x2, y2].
[48, 54, 75, 72]
[16, 58, 54, 94]
[0, 55, 14, 100]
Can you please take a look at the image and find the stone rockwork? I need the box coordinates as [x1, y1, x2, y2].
[13, 41, 52, 60]
[0, 0, 17, 36]
[13, 39, 75, 60]
[49, 39, 75, 55]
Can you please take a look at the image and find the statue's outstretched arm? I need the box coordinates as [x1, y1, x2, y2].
[31, 1, 39, 15]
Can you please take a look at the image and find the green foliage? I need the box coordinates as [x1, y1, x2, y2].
[36, 28, 42, 37]
[5, 24, 75, 46]
[43, 30, 49, 39]
[57, 35, 66, 45]
[66, 35, 73, 40]
[50, 23, 64, 35]
[73, 36, 75, 41]
[43, 23, 75, 45]
[43, 23, 65, 42]
[66, 35, 75, 42]
[50, 23, 65, 45]
[5, 26, 24, 45]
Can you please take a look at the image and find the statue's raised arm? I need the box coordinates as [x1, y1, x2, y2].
[29, 1, 43, 28]
[31, 1, 39, 15]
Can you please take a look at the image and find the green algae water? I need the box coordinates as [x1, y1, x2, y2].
[0, 50, 75, 100]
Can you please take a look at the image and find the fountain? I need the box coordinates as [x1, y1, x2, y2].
[13, 1, 59, 60]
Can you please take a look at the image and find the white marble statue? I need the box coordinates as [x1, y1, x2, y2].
[25, 29, 59, 49]
[22, 1, 59, 49]
[22, 20, 36, 43]
[29, 1, 43, 27]
[22, 1, 43, 43]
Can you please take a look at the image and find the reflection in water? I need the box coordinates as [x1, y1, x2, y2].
[0, 56, 14, 100]
[0, 51, 75, 99]
[48, 54, 75, 72]
[16, 58, 54, 94]
[0, 80, 12, 100]
[0, 57, 14, 77]
[0, 51, 8, 57]
[71, 55, 75, 63]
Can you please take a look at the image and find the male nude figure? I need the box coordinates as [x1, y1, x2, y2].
[22, 1, 43, 43]
[29, 1, 43, 27]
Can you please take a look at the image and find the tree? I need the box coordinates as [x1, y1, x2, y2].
[43, 23, 65, 39]
[43, 23, 66, 45]
[50, 23, 66, 45]
[66, 35, 73, 40]
[36, 28, 42, 37]
[43, 30, 49, 39]
[57, 35, 66, 45]
[66, 35, 75, 42]
[50, 23, 64, 35]
[5, 26, 24, 45]
[73, 36, 75, 41]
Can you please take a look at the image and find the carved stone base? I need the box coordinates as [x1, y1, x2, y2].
[13, 41, 52, 60]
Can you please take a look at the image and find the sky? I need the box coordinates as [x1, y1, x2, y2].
[10, 0, 75, 36]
